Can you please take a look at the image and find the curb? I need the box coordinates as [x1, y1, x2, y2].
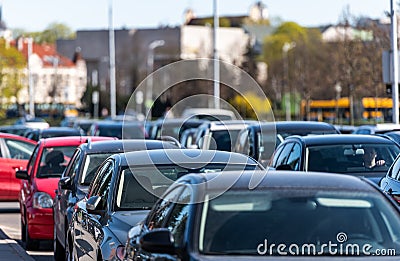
[0, 228, 35, 260]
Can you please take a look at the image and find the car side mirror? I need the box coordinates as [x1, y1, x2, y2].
[16, 169, 29, 180]
[59, 176, 72, 190]
[86, 196, 104, 215]
[140, 228, 175, 254]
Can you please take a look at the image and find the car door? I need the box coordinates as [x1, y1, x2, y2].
[55, 149, 81, 246]
[79, 160, 114, 260]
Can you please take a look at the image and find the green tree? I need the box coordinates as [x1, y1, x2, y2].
[16, 22, 76, 44]
[0, 39, 27, 102]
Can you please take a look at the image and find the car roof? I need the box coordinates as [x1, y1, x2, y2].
[39, 127, 82, 134]
[200, 120, 257, 130]
[78, 139, 179, 154]
[256, 121, 338, 131]
[285, 134, 397, 146]
[116, 149, 259, 167]
[39, 136, 115, 147]
[181, 170, 377, 192]
[0, 132, 37, 143]
[152, 118, 206, 125]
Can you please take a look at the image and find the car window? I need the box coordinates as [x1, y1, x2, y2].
[234, 129, 249, 155]
[90, 161, 114, 210]
[274, 143, 295, 168]
[286, 143, 301, 171]
[164, 186, 191, 247]
[146, 187, 182, 229]
[80, 153, 113, 185]
[269, 144, 285, 168]
[27, 145, 40, 176]
[64, 150, 81, 179]
[37, 146, 77, 178]
[390, 156, 400, 180]
[4, 138, 35, 160]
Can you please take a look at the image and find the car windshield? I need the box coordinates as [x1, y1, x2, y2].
[80, 153, 113, 185]
[37, 146, 77, 178]
[307, 143, 400, 174]
[210, 130, 241, 151]
[199, 189, 400, 256]
[116, 163, 259, 210]
[4, 139, 35, 160]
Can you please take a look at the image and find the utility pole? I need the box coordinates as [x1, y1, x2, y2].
[213, 0, 220, 109]
[108, 0, 116, 118]
[391, 0, 399, 124]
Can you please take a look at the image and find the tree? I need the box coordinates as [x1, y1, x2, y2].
[0, 39, 27, 103]
[16, 22, 76, 44]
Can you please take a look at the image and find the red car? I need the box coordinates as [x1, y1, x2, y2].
[0, 133, 36, 201]
[16, 136, 115, 250]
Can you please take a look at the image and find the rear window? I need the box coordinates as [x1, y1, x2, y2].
[37, 146, 77, 178]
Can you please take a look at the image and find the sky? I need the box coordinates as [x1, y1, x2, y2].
[0, 0, 391, 32]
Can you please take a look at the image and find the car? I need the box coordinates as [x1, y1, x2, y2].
[52, 139, 180, 260]
[234, 121, 340, 166]
[72, 118, 97, 134]
[0, 133, 36, 200]
[87, 120, 146, 139]
[15, 136, 113, 250]
[124, 170, 400, 260]
[194, 120, 257, 152]
[68, 149, 263, 260]
[0, 125, 33, 136]
[269, 134, 400, 184]
[179, 127, 198, 148]
[14, 116, 50, 129]
[24, 127, 83, 141]
[149, 118, 206, 141]
[383, 130, 400, 145]
[181, 108, 237, 121]
[352, 123, 400, 135]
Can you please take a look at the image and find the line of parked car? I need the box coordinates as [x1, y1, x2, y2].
[3, 114, 400, 259]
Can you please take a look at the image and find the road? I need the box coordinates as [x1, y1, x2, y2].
[0, 202, 53, 261]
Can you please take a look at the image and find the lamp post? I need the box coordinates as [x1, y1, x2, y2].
[146, 40, 165, 119]
[391, 0, 399, 124]
[282, 42, 296, 121]
[27, 37, 34, 117]
[213, 0, 220, 109]
[108, 0, 116, 118]
[335, 82, 342, 124]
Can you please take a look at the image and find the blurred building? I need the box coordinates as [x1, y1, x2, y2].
[14, 38, 87, 106]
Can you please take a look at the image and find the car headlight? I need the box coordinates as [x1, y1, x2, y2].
[33, 192, 53, 209]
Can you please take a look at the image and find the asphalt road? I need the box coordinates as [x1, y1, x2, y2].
[0, 202, 53, 261]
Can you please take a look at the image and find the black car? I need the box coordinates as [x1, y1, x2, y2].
[149, 118, 206, 141]
[53, 139, 179, 260]
[269, 134, 400, 184]
[24, 127, 83, 141]
[88, 120, 146, 139]
[69, 149, 263, 260]
[234, 121, 340, 166]
[379, 152, 400, 204]
[125, 171, 400, 260]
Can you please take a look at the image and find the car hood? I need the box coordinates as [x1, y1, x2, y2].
[109, 210, 150, 244]
[34, 177, 60, 197]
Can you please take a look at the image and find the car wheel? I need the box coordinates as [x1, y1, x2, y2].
[24, 218, 39, 251]
[65, 233, 75, 261]
[53, 225, 65, 260]
[20, 218, 26, 242]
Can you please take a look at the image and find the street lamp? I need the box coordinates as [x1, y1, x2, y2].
[334, 82, 342, 124]
[27, 37, 34, 117]
[108, 0, 116, 118]
[282, 42, 296, 121]
[146, 40, 165, 119]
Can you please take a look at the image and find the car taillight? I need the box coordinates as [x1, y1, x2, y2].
[33, 192, 53, 208]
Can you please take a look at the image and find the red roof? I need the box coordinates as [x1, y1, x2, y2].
[11, 39, 76, 68]
[40, 136, 116, 147]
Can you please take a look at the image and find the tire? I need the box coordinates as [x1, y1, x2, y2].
[21, 218, 26, 242]
[65, 233, 74, 261]
[53, 225, 65, 260]
[24, 218, 39, 251]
